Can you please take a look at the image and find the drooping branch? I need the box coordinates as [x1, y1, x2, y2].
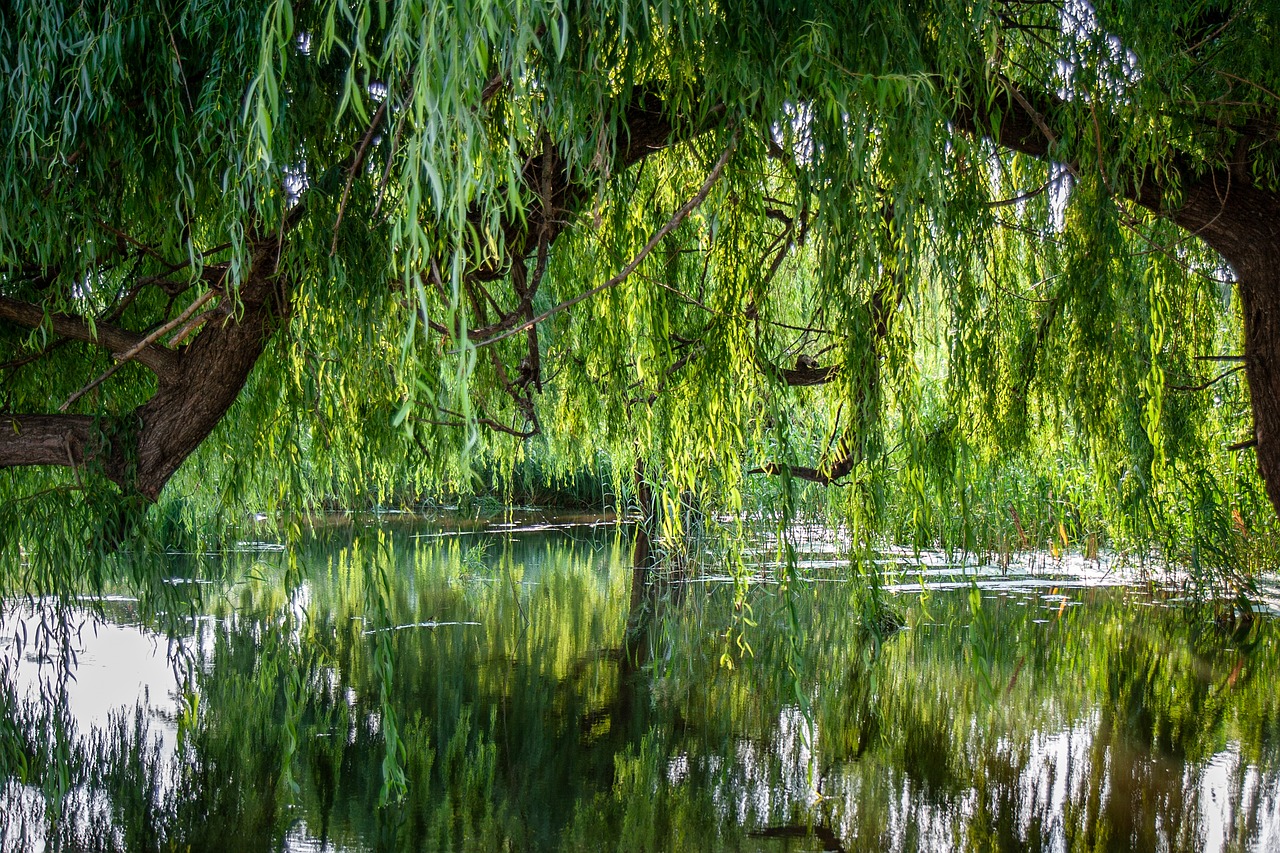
[954, 72, 1280, 515]
[474, 128, 739, 351]
[332, 96, 391, 255]
[750, 205, 905, 484]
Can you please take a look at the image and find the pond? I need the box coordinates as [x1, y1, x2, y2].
[2, 513, 1278, 852]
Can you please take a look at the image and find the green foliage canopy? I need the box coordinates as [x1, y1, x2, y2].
[3, 1, 1280, 575]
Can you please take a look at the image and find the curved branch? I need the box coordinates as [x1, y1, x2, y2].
[332, 96, 391, 255]
[416, 410, 538, 440]
[747, 453, 856, 484]
[1169, 364, 1245, 392]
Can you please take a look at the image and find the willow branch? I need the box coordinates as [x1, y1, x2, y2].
[1214, 70, 1280, 105]
[332, 97, 390, 255]
[1169, 364, 1245, 392]
[166, 303, 224, 348]
[0, 296, 179, 377]
[983, 180, 1053, 208]
[91, 219, 172, 264]
[417, 409, 538, 440]
[58, 288, 218, 411]
[472, 129, 738, 351]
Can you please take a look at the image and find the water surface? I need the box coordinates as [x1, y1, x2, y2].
[1, 513, 1277, 851]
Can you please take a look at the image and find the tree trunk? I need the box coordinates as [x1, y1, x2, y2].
[132, 254, 289, 499]
[0, 250, 289, 503]
[1161, 181, 1280, 516]
[1234, 259, 1280, 513]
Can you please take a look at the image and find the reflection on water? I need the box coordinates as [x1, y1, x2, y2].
[1, 514, 1278, 852]
[6, 603, 180, 733]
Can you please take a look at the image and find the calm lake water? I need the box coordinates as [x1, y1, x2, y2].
[2, 512, 1278, 851]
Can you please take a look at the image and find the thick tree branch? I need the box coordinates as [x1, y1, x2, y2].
[59, 288, 220, 411]
[0, 296, 179, 377]
[129, 240, 292, 498]
[746, 455, 856, 485]
[0, 414, 101, 470]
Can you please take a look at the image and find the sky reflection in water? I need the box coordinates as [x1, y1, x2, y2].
[1, 514, 1278, 852]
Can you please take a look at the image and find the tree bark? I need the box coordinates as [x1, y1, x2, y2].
[0, 415, 98, 469]
[1171, 187, 1280, 515]
[0, 298, 178, 377]
[130, 245, 290, 499]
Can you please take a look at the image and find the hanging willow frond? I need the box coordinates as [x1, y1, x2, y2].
[0, 0, 1277, 581]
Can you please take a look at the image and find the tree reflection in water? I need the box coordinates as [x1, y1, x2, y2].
[1, 517, 1277, 851]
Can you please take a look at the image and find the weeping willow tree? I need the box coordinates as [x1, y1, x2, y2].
[2, 0, 1279, 577]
